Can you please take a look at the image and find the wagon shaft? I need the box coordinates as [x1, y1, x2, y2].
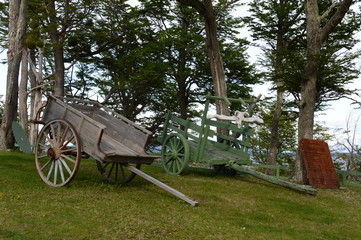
[228, 162, 317, 195]
[126, 165, 198, 206]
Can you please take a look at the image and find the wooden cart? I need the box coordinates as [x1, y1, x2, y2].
[158, 95, 317, 195]
[34, 95, 197, 205]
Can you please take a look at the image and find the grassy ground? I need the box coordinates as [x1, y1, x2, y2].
[1, 150, 361, 240]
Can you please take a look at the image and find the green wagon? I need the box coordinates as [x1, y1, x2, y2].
[158, 95, 317, 195]
[158, 95, 258, 175]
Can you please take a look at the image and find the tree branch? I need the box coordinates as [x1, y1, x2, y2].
[319, 2, 341, 22]
[176, 0, 205, 16]
[320, 0, 354, 44]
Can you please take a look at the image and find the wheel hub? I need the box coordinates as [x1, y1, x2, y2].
[171, 149, 178, 158]
[47, 148, 60, 159]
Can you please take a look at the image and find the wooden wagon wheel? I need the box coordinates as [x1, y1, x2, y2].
[96, 162, 141, 184]
[35, 119, 81, 187]
[161, 133, 190, 175]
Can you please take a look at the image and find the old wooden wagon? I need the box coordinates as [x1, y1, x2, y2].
[158, 95, 317, 195]
[34, 95, 197, 205]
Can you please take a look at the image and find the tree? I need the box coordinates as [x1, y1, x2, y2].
[246, 0, 305, 174]
[246, 0, 359, 179]
[293, 0, 355, 183]
[0, 0, 29, 150]
[176, 0, 236, 118]
[251, 99, 298, 167]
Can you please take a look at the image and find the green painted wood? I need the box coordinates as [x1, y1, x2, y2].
[12, 122, 32, 154]
[229, 163, 318, 195]
[336, 170, 361, 187]
[159, 95, 261, 172]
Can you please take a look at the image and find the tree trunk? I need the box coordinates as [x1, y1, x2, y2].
[19, 48, 29, 132]
[292, 0, 353, 183]
[292, 0, 320, 183]
[266, 85, 284, 175]
[28, 48, 44, 146]
[53, 46, 65, 97]
[176, 0, 230, 117]
[203, 0, 229, 117]
[48, 0, 65, 97]
[266, 5, 287, 175]
[1, 0, 29, 150]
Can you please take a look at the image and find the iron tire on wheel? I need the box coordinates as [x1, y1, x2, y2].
[161, 133, 190, 175]
[35, 119, 81, 187]
[96, 162, 141, 184]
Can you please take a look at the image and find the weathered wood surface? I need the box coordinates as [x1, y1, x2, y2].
[126, 165, 198, 206]
[229, 163, 318, 196]
[41, 96, 157, 163]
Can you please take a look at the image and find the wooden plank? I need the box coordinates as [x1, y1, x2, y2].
[94, 109, 149, 152]
[125, 165, 198, 206]
[229, 163, 318, 195]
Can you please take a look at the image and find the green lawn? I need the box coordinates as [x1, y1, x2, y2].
[1, 150, 360, 240]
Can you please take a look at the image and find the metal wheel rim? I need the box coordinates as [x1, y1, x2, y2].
[161, 133, 190, 175]
[96, 161, 141, 184]
[35, 119, 81, 187]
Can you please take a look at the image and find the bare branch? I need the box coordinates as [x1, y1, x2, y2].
[319, 2, 341, 22]
[320, 0, 353, 44]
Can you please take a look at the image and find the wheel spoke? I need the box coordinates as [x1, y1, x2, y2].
[43, 132, 53, 146]
[101, 163, 110, 172]
[60, 158, 72, 175]
[175, 158, 181, 171]
[54, 161, 58, 184]
[60, 126, 70, 146]
[60, 154, 76, 163]
[165, 156, 173, 165]
[61, 136, 74, 149]
[47, 161, 55, 180]
[115, 163, 119, 182]
[120, 165, 126, 181]
[58, 160, 65, 183]
[107, 163, 115, 179]
[41, 159, 53, 171]
[39, 143, 51, 150]
[172, 159, 177, 172]
[37, 154, 49, 159]
[176, 145, 184, 153]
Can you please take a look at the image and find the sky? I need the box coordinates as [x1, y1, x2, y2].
[0, 1, 360, 145]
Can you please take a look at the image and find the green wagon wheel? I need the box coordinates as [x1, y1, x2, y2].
[35, 119, 81, 187]
[96, 162, 141, 184]
[161, 133, 190, 175]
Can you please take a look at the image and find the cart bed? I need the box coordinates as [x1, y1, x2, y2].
[41, 96, 157, 164]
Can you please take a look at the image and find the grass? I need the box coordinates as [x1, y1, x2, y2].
[1, 150, 361, 240]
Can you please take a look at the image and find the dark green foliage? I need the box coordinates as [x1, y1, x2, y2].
[251, 98, 298, 166]
[246, 0, 360, 109]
